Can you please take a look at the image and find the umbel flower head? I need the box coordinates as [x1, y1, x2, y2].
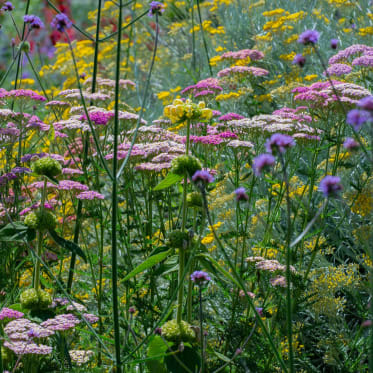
[31, 156, 62, 178]
[51, 13, 72, 32]
[162, 319, 196, 343]
[164, 98, 213, 124]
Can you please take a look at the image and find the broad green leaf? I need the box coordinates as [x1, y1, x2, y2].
[0, 222, 34, 242]
[214, 351, 231, 363]
[153, 173, 183, 191]
[146, 336, 168, 373]
[122, 250, 171, 282]
[48, 230, 87, 262]
[164, 345, 201, 373]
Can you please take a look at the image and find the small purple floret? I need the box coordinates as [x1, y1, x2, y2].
[330, 39, 339, 49]
[357, 96, 373, 111]
[265, 133, 295, 155]
[191, 270, 211, 285]
[319, 175, 343, 198]
[235, 187, 249, 201]
[192, 170, 214, 184]
[343, 137, 359, 151]
[148, 1, 165, 17]
[24, 15, 44, 29]
[346, 109, 371, 130]
[298, 30, 320, 45]
[252, 154, 275, 176]
[50, 13, 72, 32]
[292, 54, 306, 67]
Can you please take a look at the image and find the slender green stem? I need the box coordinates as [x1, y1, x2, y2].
[279, 155, 294, 373]
[66, 0, 103, 294]
[177, 120, 191, 323]
[116, 13, 160, 179]
[196, 0, 212, 76]
[199, 286, 205, 373]
[111, 1, 123, 370]
[199, 186, 288, 373]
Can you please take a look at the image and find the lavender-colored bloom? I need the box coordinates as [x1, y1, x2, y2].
[357, 96, 373, 111]
[330, 39, 339, 49]
[50, 13, 72, 32]
[235, 187, 249, 201]
[319, 175, 343, 198]
[24, 15, 44, 29]
[255, 307, 264, 317]
[76, 191, 105, 200]
[252, 154, 275, 176]
[265, 133, 295, 154]
[192, 170, 214, 184]
[292, 54, 306, 67]
[191, 270, 211, 285]
[298, 30, 320, 45]
[2, 2, 14, 11]
[219, 113, 244, 121]
[324, 63, 352, 76]
[148, 1, 165, 17]
[343, 137, 359, 151]
[346, 109, 371, 130]
[0, 307, 24, 321]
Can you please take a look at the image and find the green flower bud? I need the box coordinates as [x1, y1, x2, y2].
[162, 319, 196, 343]
[24, 210, 57, 231]
[37, 289, 52, 309]
[20, 288, 39, 310]
[186, 192, 203, 208]
[20, 41, 31, 53]
[31, 157, 62, 178]
[171, 155, 202, 177]
[167, 229, 190, 249]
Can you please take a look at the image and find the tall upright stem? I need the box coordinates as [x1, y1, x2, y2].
[177, 120, 191, 323]
[67, 0, 103, 294]
[111, 0, 123, 370]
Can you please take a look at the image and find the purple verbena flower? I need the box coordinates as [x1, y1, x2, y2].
[298, 30, 320, 45]
[190, 270, 211, 285]
[235, 187, 249, 201]
[50, 13, 72, 32]
[148, 1, 165, 17]
[346, 109, 371, 130]
[192, 170, 214, 185]
[357, 96, 373, 111]
[265, 133, 295, 155]
[343, 137, 359, 151]
[2, 2, 14, 11]
[319, 175, 343, 198]
[252, 154, 275, 176]
[24, 15, 44, 29]
[330, 39, 339, 49]
[292, 54, 306, 67]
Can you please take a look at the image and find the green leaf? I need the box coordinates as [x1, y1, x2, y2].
[153, 173, 183, 191]
[146, 336, 168, 373]
[0, 222, 34, 242]
[122, 250, 171, 282]
[214, 351, 231, 363]
[164, 345, 201, 373]
[48, 230, 87, 262]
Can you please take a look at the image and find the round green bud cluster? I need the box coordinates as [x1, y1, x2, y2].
[31, 157, 62, 178]
[162, 319, 196, 343]
[171, 155, 202, 177]
[167, 229, 190, 249]
[186, 192, 203, 208]
[24, 210, 58, 231]
[20, 289, 52, 310]
[20, 41, 31, 53]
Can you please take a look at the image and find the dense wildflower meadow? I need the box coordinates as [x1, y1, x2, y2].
[0, 0, 372, 371]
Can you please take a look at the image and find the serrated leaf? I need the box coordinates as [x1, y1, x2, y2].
[122, 250, 171, 282]
[153, 173, 183, 191]
[48, 230, 87, 262]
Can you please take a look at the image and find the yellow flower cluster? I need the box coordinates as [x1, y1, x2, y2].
[163, 99, 212, 124]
